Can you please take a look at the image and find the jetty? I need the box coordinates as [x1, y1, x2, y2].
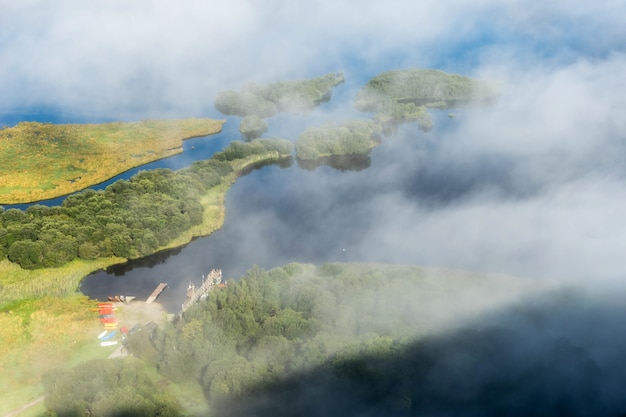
[146, 283, 168, 304]
[179, 269, 223, 315]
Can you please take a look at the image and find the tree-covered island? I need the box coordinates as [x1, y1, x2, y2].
[355, 68, 501, 131]
[295, 119, 382, 160]
[0, 118, 225, 204]
[292, 69, 501, 163]
[214, 72, 345, 118]
[239, 115, 269, 140]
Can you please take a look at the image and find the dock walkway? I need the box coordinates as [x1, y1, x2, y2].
[179, 269, 222, 315]
[146, 283, 167, 304]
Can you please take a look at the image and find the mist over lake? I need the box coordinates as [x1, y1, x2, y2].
[3, 1, 626, 415]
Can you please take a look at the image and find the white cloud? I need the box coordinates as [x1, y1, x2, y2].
[2, 0, 626, 286]
[3, 0, 623, 118]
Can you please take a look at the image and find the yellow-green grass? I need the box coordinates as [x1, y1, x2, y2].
[0, 118, 224, 204]
[0, 257, 126, 307]
[0, 151, 289, 415]
[0, 294, 112, 416]
[0, 259, 126, 414]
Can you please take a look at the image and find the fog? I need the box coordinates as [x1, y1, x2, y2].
[4, 1, 626, 414]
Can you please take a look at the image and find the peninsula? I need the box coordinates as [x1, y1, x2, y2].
[0, 118, 224, 204]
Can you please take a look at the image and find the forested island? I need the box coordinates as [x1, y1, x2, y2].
[42, 262, 540, 416]
[239, 115, 268, 140]
[294, 119, 381, 160]
[292, 69, 501, 162]
[215, 72, 345, 118]
[0, 118, 224, 204]
[355, 68, 500, 131]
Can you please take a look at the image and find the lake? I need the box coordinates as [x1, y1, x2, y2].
[2, 88, 506, 313]
[78, 108, 503, 312]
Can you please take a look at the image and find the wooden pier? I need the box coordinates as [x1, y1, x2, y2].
[146, 283, 167, 304]
[179, 269, 222, 315]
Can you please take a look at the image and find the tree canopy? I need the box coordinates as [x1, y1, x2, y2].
[0, 138, 292, 270]
[295, 119, 381, 160]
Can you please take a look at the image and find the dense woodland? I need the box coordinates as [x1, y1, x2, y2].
[43, 262, 545, 416]
[215, 69, 499, 161]
[0, 138, 292, 270]
[43, 358, 181, 417]
[44, 262, 626, 416]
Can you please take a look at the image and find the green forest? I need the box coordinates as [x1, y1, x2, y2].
[42, 262, 537, 416]
[0, 138, 292, 270]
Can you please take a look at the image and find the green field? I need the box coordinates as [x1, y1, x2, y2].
[0, 118, 224, 204]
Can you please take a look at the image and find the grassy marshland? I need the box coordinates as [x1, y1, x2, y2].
[0, 118, 224, 204]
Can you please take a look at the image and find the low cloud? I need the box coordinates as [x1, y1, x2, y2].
[3, 1, 624, 119]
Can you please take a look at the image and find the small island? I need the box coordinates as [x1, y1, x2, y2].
[215, 72, 345, 118]
[355, 68, 501, 130]
[294, 119, 381, 160]
[0, 118, 225, 204]
[291, 69, 501, 165]
[240, 115, 269, 140]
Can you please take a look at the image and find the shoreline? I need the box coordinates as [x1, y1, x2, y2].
[0, 118, 225, 205]
[0, 151, 290, 310]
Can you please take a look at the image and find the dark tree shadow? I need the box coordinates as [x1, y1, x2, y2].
[211, 289, 626, 417]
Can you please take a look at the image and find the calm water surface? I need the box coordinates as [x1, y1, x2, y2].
[80, 110, 501, 312]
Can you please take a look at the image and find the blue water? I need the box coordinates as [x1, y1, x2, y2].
[1, 67, 501, 312]
[0, 117, 244, 210]
[79, 109, 475, 312]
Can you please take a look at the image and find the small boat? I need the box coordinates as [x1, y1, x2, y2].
[104, 324, 118, 330]
[100, 341, 118, 347]
[98, 301, 114, 306]
[101, 330, 117, 341]
[108, 295, 133, 302]
[100, 317, 118, 324]
[97, 330, 108, 339]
